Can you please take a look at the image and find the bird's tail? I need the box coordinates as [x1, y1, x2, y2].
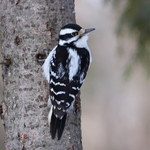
[48, 107, 67, 140]
[50, 113, 67, 140]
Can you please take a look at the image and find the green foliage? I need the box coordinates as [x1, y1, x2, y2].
[106, 0, 150, 76]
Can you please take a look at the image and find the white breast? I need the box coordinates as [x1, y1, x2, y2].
[74, 35, 92, 64]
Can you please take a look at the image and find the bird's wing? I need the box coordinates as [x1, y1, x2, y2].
[49, 46, 90, 118]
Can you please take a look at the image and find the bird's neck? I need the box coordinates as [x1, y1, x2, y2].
[74, 35, 89, 49]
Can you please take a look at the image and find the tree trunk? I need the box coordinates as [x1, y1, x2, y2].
[0, 0, 82, 149]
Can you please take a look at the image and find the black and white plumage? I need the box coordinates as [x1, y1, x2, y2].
[43, 23, 95, 140]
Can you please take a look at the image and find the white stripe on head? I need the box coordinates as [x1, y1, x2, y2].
[59, 36, 79, 46]
[60, 28, 76, 35]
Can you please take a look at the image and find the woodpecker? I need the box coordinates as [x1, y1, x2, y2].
[43, 23, 95, 140]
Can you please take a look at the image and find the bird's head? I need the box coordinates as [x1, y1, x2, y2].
[59, 23, 95, 48]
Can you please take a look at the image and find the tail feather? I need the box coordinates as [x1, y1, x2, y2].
[50, 113, 59, 139]
[57, 114, 66, 140]
[50, 113, 67, 140]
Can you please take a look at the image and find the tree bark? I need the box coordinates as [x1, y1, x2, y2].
[0, 0, 82, 149]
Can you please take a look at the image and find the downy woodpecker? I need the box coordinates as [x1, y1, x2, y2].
[43, 23, 95, 140]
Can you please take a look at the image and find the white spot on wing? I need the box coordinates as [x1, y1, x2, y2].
[57, 107, 61, 110]
[63, 109, 66, 112]
[55, 114, 58, 118]
[60, 116, 63, 119]
[51, 96, 54, 101]
[55, 100, 61, 105]
[72, 87, 76, 90]
[72, 87, 80, 91]
[61, 100, 65, 103]
[66, 102, 70, 107]
[66, 100, 75, 113]
[51, 88, 65, 95]
[51, 71, 57, 78]
[69, 94, 75, 99]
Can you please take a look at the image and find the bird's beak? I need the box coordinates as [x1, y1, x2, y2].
[79, 28, 95, 36]
[85, 28, 95, 34]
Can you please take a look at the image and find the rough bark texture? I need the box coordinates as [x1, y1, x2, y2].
[0, 0, 82, 149]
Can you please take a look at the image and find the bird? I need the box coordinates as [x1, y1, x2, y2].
[42, 23, 95, 140]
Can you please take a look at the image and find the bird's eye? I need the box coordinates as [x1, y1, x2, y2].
[71, 32, 78, 37]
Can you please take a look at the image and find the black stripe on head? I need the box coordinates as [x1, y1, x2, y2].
[61, 24, 82, 31]
[59, 32, 78, 41]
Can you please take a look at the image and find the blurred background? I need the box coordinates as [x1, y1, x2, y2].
[1, 0, 150, 149]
